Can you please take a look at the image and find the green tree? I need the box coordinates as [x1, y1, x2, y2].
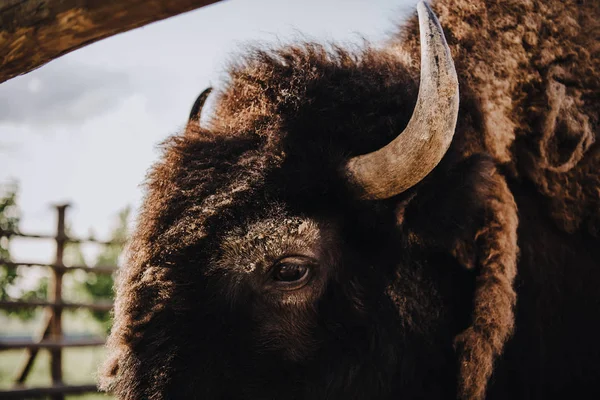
[0, 182, 48, 319]
[84, 206, 130, 333]
[0, 182, 21, 300]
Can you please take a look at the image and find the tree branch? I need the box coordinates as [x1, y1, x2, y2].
[0, 0, 222, 84]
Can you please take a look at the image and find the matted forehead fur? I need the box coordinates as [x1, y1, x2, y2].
[215, 211, 320, 276]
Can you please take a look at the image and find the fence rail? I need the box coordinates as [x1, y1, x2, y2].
[0, 337, 106, 351]
[0, 228, 125, 246]
[0, 260, 118, 274]
[0, 300, 114, 311]
[0, 204, 121, 399]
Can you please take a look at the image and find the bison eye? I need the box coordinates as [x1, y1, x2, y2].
[275, 264, 308, 282]
[270, 257, 314, 290]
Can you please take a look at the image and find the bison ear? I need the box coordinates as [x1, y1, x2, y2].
[403, 154, 518, 400]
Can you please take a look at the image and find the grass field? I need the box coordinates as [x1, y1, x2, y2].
[0, 310, 114, 399]
[0, 347, 113, 399]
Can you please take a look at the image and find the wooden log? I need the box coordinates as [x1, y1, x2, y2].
[0, 261, 118, 274]
[0, 229, 125, 245]
[0, 0, 221, 84]
[0, 337, 106, 351]
[0, 300, 114, 311]
[49, 205, 67, 400]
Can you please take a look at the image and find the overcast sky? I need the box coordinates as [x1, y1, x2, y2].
[0, 0, 418, 264]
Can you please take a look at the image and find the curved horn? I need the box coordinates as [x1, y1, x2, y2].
[188, 87, 213, 126]
[346, 1, 459, 200]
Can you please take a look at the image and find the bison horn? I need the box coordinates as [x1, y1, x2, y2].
[346, 1, 459, 200]
[188, 87, 213, 126]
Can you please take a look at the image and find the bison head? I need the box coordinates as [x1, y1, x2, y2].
[101, 3, 518, 400]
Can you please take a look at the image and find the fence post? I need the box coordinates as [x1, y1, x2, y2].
[49, 204, 68, 400]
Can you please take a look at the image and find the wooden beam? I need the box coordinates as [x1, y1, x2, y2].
[0, 300, 114, 311]
[0, 0, 222, 84]
[0, 337, 106, 351]
[0, 229, 125, 245]
[49, 205, 67, 400]
[1, 261, 118, 274]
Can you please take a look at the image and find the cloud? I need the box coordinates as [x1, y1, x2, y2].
[0, 60, 135, 127]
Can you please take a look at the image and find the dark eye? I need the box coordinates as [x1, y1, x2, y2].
[274, 263, 309, 282]
[269, 257, 315, 290]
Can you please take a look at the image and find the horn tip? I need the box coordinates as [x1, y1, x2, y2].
[188, 87, 213, 123]
[417, 1, 443, 34]
[416, 1, 433, 17]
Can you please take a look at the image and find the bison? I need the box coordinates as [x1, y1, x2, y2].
[100, 0, 600, 399]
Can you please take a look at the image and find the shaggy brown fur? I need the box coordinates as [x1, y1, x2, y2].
[451, 168, 518, 400]
[398, 2, 599, 396]
[100, 1, 599, 400]
[400, 0, 600, 235]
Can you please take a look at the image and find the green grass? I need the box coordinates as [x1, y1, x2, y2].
[0, 347, 113, 399]
[0, 311, 113, 399]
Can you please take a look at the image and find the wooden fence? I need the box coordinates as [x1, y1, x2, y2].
[0, 204, 120, 399]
